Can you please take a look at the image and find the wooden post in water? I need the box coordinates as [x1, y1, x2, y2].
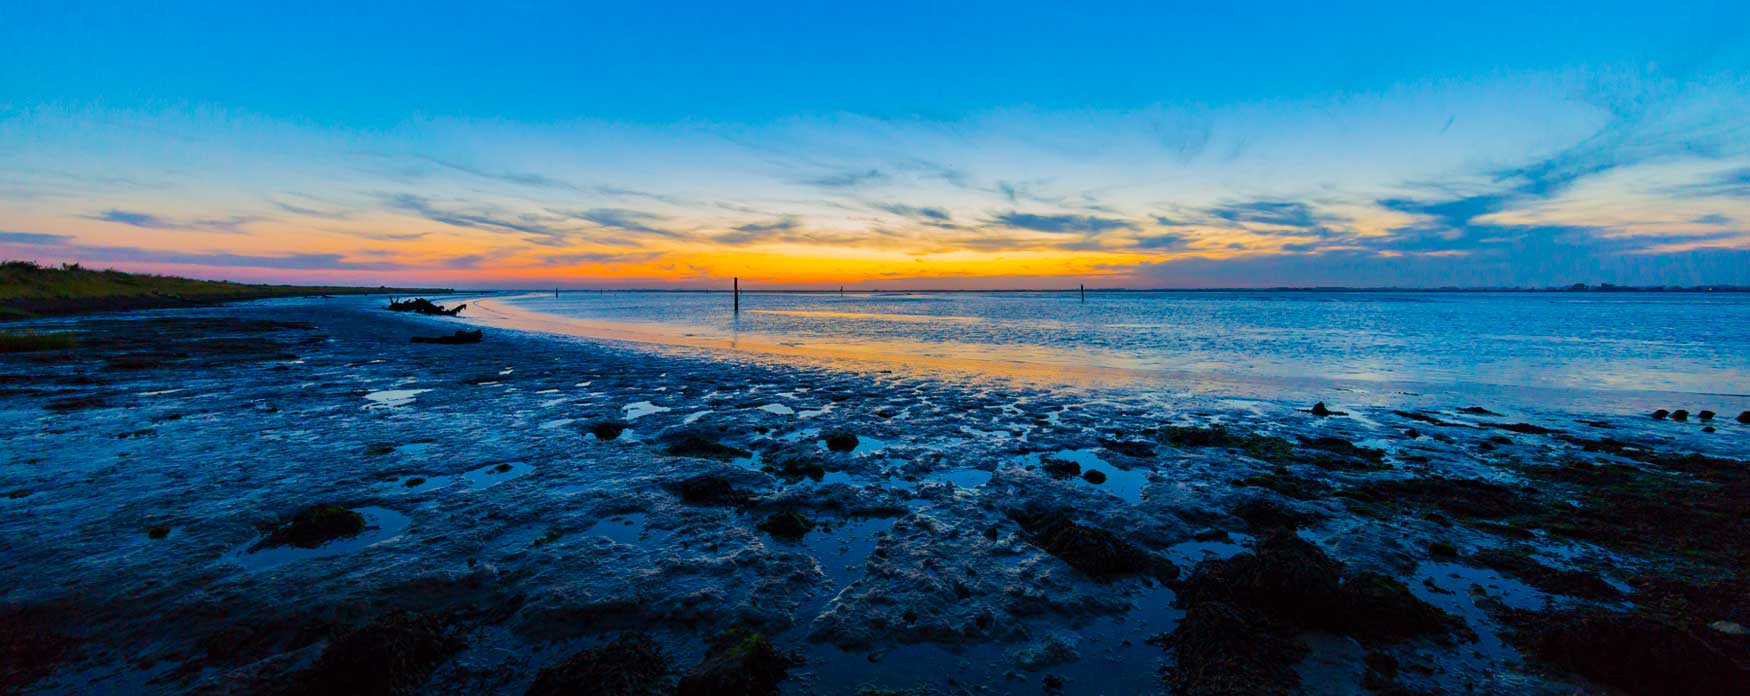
[1080, 284, 1085, 302]
[733, 277, 740, 313]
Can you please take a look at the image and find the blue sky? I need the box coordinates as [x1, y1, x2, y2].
[3, 1, 1749, 287]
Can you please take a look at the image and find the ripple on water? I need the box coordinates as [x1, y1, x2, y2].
[363, 389, 431, 409]
[225, 506, 411, 571]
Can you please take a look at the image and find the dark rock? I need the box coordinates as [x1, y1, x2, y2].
[1739, 410, 1750, 424]
[664, 474, 749, 506]
[1163, 601, 1303, 696]
[1098, 438, 1156, 458]
[255, 505, 367, 550]
[1309, 402, 1333, 416]
[285, 612, 462, 696]
[1671, 409, 1690, 422]
[1488, 422, 1559, 435]
[404, 477, 425, 487]
[1298, 436, 1385, 461]
[1427, 541, 1458, 558]
[766, 457, 825, 483]
[1698, 410, 1716, 421]
[1177, 531, 1461, 644]
[756, 511, 815, 540]
[1, 605, 73, 692]
[1458, 406, 1500, 416]
[588, 421, 627, 441]
[1342, 477, 1531, 520]
[1703, 426, 1716, 433]
[661, 434, 750, 460]
[1013, 511, 1175, 581]
[147, 525, 170, 540]
[1504, 608, 1750, 695]
[409, 329, 482, 345]
[1232, 498, 1322, 531]
[823, 432, 859, 453]
[1651, 409, 1669, 419]
[1467, 549, 1621, 601]
[385, 298, 464, 316]
[1081, 469, 1107, 485]
[674, 627, 796, 696]
[1039, 456, 1081, 479]
[524, 634, 667, 696]
[1338, 572, 1465, 642]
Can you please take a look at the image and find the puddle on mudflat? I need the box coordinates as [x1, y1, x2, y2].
[363, 389, 431, 409]
[1162, 532, 1255, 567]
[758, 403, 796, 415]
[797, 516, 894, 589]
[1411, 560, 1545, 663]
[923, 468, 992, 488]
[623, 401, 671, 420]
[225, 506, 411, 571]
[1016, 449, 1150, 503]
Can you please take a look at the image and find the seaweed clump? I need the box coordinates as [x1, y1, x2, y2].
[1161, 531, 1464, 694]
[256, 505, 367, 549]
[525, 634, 667, 696]
[284, 612, 462, 696]
[1012, 510, 1176, 582]
[674, 627, 796, 696]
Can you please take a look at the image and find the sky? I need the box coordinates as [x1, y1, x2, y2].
[3, 1, 1750, 289]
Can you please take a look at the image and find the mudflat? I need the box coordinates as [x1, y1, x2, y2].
[2, 296, 1746, 694]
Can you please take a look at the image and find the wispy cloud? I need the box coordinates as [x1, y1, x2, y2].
[991, 212, 1135, 233]
[83, 209, 264, 233]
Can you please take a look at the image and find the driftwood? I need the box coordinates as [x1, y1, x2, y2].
[387, 298, 465, 316]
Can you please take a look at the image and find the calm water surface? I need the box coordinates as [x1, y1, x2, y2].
[485, 291, 1748, 398]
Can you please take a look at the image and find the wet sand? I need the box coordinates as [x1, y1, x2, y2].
[2, 296, 1746, 694]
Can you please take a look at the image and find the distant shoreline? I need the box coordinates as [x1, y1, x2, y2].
[0, 262, 452, 321]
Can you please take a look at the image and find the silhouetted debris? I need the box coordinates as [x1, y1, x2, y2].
[284, 611, 462, 696]
[674, 627, 796, 696]
[255, 505, 367, 550]
[409, 329, 481, 344]
[385, 298, 464, 316]
[1458, 406, 1500, 416]
[1308, 401, 1338, 416]
[524, 634, 667, 696]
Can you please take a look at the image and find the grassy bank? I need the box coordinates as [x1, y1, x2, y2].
[0, 261, 452, 320]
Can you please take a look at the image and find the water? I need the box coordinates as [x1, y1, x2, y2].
[481, 291, 1748, 398]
